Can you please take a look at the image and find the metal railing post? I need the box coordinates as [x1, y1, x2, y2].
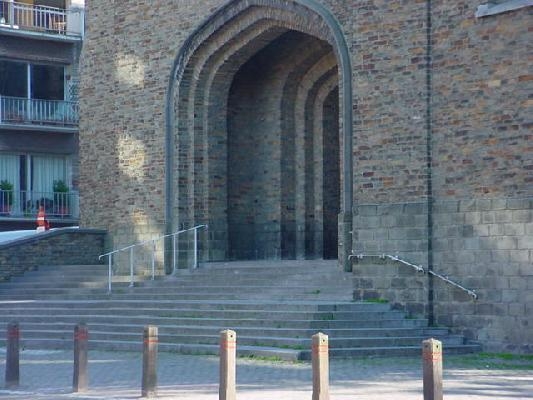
[151, 240, 156, 280]
[172, 234, 177, 274]
[99, 225, 207, 283]
[8, 0, 14, 27]
[107, 255, 112, 294]
[129, 247, 134, 287]
[193, 227, 198, 269]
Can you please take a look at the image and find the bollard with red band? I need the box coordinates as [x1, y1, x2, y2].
[142, 325, 158, 398]
[219, 330, 237, 400]
[5, 322, 20, 389]
[312, 332, 330, 400]
[422, 338, 443, 400]
[36, 205, 50, 232]
[73, 324, 89, 392]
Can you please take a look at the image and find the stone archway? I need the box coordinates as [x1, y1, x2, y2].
[166, 0, 353, 267]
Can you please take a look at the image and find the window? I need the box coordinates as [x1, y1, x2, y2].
[0, 152, 70, 215]
[0, 60, 27, 98]
[0, 60, 64, 100]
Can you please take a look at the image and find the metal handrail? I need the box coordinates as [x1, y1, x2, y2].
[99, 224, 207, 294]
[350, 253, 477, 300]
[349, 253, 425, 273]
[428, 270, 478, 300]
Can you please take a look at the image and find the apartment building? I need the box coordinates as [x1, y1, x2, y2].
[0, 0, 84, 229]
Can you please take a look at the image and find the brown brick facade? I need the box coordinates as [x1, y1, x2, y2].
[80, 1, 532, 352]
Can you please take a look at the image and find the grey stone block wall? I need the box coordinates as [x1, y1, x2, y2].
[432, 198, 533, 353]
[353, 202, 429, 264]
[0, 229, 106, 281]
[352, 197, 533, 353]
[352, 258, 429, 317]
[352, 201, 430, 316]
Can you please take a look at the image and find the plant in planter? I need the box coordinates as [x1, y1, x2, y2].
[53, 179, 70, 216]
[0, 180, 13, 214]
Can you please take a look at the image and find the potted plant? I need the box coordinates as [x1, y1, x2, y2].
[53, 179, 70, 216]
[0, 180, 13, 214]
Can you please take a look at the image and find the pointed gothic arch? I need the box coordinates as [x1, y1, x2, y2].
[165, 0, 353, 268]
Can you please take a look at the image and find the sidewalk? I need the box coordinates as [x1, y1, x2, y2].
[0, 349, 532, 399]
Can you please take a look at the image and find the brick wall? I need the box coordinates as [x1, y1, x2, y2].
[350, 1, 532, 352]
[80, 0, 532, 352]
[0, 229, 106, 281]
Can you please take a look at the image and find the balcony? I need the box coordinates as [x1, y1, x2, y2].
[0, 189, 79, 220]
[0, 95, 78, 131]
[0, 0, 83, 41]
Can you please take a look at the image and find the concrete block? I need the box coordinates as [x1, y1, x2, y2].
[491, 251, 512, 265]
[502, 223, 525, 236]
[507, 198, 532, 210]
[358, 205, 378, 216]
[501, 290, 520, 303]
[517, 237, 533, 250]
[510, 250, 530, 262]
[404, 202, 426, 215]
[458, 199, 477, 212]
[513, 210, 533, 223]
[362, 216, 381, 228]
[357, 229, 374, 241]
[433, 201, 458, 214]
[508, 303, 525, 316]
[493, 237, 517, 250]
[476, 199, 492, 211]
[490, 198, 507, 210]
[481, 212, 495, 224]
[464, 238, 480, 250]
[476, 224, 490, 237]
[464, 212, 481, 225]
[461, 225, 474, 238]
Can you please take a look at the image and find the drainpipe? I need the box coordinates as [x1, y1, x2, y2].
[425, 0, 435, 326]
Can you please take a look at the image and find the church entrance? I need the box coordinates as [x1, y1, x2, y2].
[169, 1, 350, 264]
[227, 31, 340, 260]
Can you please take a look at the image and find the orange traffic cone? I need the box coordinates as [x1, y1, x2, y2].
[36, 206, 50, 232]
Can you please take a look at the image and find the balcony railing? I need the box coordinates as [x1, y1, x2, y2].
[0, 0, 84, 38]
[0, 95, 79, 128]
[0, 189, 79, 219]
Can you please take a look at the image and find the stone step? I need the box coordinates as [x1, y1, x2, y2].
[0, 280, 354, 294]
[0, 314, 429, 329]
[0, 328, 466, 348]
[0, 299, 388, 312]
[0, 321, 450, 338]
[0, 307, 406, 321]
[0, 288, 352, 302]
[300, 344, 481, 360]
[0, 337, 480, 361]
[0, 259, 478, 358]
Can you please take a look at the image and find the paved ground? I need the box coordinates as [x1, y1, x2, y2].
[0, 349, 532, 399]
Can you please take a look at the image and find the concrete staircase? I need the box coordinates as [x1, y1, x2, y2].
[0, 260, 480, 360]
